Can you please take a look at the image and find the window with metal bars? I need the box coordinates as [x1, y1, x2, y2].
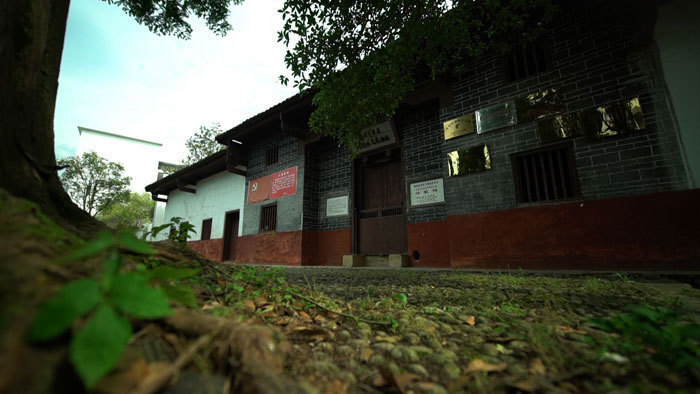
[265, 143, 279, 166]
[504, 42, 549, 82]
[511, 144, 580, 204]
[260, 204, 277, 232]
[201, 218, 212, 241]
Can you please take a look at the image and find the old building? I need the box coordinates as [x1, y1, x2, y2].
[148, 0, 699, 269]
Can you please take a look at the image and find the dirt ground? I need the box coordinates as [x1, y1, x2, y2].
[268, 267, 700, 393]
[2, 189, 698, 393]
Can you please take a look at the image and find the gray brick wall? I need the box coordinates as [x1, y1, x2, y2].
[304, 138, 352, 231]
[436, 0, 687, 216]
[242, 135, 306, 236]
[242, 0, 687, 230]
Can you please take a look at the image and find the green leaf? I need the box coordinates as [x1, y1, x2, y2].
[393, 293, 408, 305]
[29, 279, 101, 341]
[70, 304, 132, 389]
[118, 232, 154, 255]
[149, 266, 200, 281]
[57, 231, 114, 263]
[161, 284, 198, 308]
[101, 250, 121, 292]
[108, 273, 172, 318]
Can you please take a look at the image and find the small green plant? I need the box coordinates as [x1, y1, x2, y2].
[393, 293, 408, 305]
[148, 216, 196, 246]
[29, 232, 174, 389]
[589, 304, 700, 371]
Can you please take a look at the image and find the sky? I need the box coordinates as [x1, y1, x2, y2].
[54, 0, 297, 164]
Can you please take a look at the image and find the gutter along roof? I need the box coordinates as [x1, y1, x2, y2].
[215, 92, 314, 145]
[145, 149, 246, 196]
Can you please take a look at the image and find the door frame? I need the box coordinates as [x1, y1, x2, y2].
[351, 142, 407, 255]
[221, 209, 240, 262]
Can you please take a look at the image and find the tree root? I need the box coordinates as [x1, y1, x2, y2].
[162, 308, 311, 394]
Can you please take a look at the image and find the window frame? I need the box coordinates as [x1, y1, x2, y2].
[259, 203, 278, 233]
[265, 142, 280, 167]
[201, 218, 213, 241]
[503, 39, 551, 83]
[510, 142, 581, 205]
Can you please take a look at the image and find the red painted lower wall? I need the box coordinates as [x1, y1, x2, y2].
[236, 231, 304, 265]
[407, 221, 451, 267]
[188, 239, 224, 262]
[446, 189, 700, 270]
[302, 229, 352, 266]
[189, 190, 699, 270]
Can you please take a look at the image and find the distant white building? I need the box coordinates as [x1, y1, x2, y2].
[77, 126, 163, 192]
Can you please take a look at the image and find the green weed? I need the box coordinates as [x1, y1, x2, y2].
[29, 232, 180, 389]
[589, 304, 700, 372]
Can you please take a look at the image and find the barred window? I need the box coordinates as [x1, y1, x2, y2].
[201, 218, 212, 240]
[505, 42, 549, 82]
[511, 144, 579, 204]
[265, 143, 279, 166]
[260, 204, 277, 232]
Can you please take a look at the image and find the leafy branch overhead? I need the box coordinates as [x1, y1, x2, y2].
[183, 123, 226, 165]
[101, 0, 244, 39]
[278, 0, 557, 147]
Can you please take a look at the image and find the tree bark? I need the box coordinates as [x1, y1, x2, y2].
[0, 0, 103, 237]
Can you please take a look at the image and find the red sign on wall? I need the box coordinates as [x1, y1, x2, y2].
[270, 166, 298, 199]
[248, 174, 271, 203]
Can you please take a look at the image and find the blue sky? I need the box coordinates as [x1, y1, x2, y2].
[54, 0, 296, 163]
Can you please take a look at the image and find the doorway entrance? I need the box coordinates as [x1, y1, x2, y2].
[222, 211, 239, 261]
[355, 147, 407, 255]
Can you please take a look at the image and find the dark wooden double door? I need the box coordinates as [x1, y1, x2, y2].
[356, 148, 407, 255]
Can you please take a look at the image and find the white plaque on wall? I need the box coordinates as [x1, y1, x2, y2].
[326, 195, 349, 217]
[410, 178, 445, 206]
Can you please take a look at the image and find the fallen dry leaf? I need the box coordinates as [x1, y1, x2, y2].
[487, 335, 517, 343]
[529, 358, 546, 376]
[288, 326, 334, 341]
[274, 316, 293, 326]
[314, 314, 327, 323]
[463, 315, 476, 326]
[360, 348, 373, 362]
[464, 359, 508, 374]
[556, 325, 587, 335]
[243, 300, 256, 313]
[255, 296, 269, 307]
[201, 301, 221, 311]
[375, 335, 400, 343]
[298, 310, 313, 323]
[379, 366, 419, 393]
[509, 376, 541, 392]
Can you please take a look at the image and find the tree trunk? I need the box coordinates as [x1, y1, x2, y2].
[0, 0, 102, 237]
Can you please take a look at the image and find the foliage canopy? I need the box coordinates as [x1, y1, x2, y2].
[58, 152, 131, 217]
[278, 0, 557, 147]
[183, 123, 226, 165]
[97, 192, 155, 233]
[102, 0, 243, 39]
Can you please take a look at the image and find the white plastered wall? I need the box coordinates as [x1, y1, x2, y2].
[153, 171, 246, 240]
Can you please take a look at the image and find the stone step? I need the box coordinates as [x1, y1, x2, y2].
[342, 254, 409, 268]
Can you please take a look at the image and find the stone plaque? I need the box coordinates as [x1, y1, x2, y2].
[475, 101, 517, 134]
[443, 114, 476, 140]
[326, 195, 349, 217]
[410, 178, 445, 206]
[355, 121, 397, 154]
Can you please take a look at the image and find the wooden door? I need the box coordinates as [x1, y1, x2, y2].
[358, 148, 407, 255]
[222, 211, 239, 261]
